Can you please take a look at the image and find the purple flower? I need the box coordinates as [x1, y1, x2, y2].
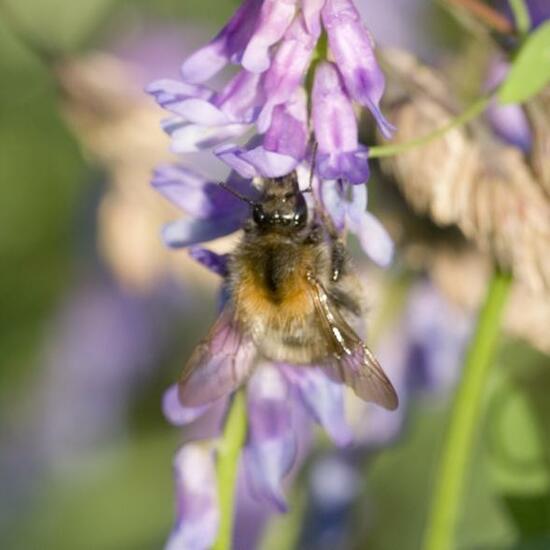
[166, 445, 220, 550]
[485, 59, 532, 153]
[163, 360, 351, 514]
[216, 87, 309, 178]
[321, 0, 394, 139]
[148, 0, 394, 182]
[319, 179, 394, 266]
[312, 61, 371, 184]
[256, 14, 318, 133]
[152, 165, 257, 247]
[180, 0, 263, 83]
[241, 0, 300, 73]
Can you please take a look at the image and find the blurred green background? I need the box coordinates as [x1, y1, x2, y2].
[1, 0, 549, 549]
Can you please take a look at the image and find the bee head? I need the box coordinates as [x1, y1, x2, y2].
[253, 173, 307, 230]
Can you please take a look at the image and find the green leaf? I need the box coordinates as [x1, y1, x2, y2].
[498, 21, 550, 104]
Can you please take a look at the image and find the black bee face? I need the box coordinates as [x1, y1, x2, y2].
[252, 173, 307, 230]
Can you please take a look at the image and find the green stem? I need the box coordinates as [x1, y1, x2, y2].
[422, 270, 512, 550]
[213, 390, 248, 550]
[368, 95, 491, 159]
[509, 0, 531, 36]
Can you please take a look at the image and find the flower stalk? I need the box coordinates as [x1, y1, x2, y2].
[213, 389, 248, 550]
[422, 270, 512, 550]
[368, 95, 491, 159]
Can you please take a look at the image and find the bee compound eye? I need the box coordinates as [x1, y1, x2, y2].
[253, 205, 266, 224]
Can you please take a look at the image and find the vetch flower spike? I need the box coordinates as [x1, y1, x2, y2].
[148, 0, 395, 184]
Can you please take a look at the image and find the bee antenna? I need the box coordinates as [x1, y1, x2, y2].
[219, 181, 257, 207]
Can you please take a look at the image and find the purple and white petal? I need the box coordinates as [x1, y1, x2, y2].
[215, 144, 261, 179]
[146, 79, 213, 115]
[215, 70, 264, 123]
[217, 144, 300, 178]
[244, 365, 297, 511]
[302, 0, 326, 37]
[282, 365, 352, 447]
[181, 0, 263, 83]
[153, 166, 251, 220]
[241, 0, 298, 73]
[257, 15, 317, 132]
[311, 61, 358, 153]
[485, 59, 532, 153]
[321, 0, 394, 138]
[188, 247, 230, 277]
[319, 179, 347, 231]
[487, 102, 532, 153]
[347, 209, 394, 267]
[152, 165, 214, 218]
[317, 149, 370, 184]
[263, 88, 308, 160]
[168, 122, 251, 153]
[170, 98, 231, 126]
[312, 62, 363, 180]
[162, 384, 213, 426]
[162, 215, 244, 248]
[166, 445, 219, 550]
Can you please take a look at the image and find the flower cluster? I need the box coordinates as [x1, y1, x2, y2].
[148, 1, 396, 548]
[148, 0, 395, 265]
[147, 0, 393, 187]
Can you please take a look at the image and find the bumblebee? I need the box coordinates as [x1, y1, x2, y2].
[178, 172, 398, 411]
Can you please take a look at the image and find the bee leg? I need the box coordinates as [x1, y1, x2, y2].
[304, 223, 323, 245]
[330, 239, 347, 282]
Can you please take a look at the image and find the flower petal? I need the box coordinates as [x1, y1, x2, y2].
[244, 365, 297, 511]
[487, 101, 532, 153]
[321, 0, 394, 138]
[317, 149, 370, 184]
[153, 166, 251, 220]
[346, 180, 368, 219]
[319, 179, 347, 231]
[215, 70, 264, 123]
[347, 210, 394, 267]
[302, 0, 326, 37]
[282, 366, 353, 447]
[171, 98, 231, 125]
[168, 122, 251, 153]
[256, 15, 317, 132]
[162, 384, 213, 426]
[162, 215, 244, 248]
[188, 247, 230, 277]
[219, 144, 300, 178]
[181, 0, 262, 83]
[146, 79, 213, 115]
[241, 0, 298, 73]
[152, 165, 213, 217]
[215, 144, 261, 179]
[166, 445, 219, 550]
[312, 62, 360, 155]
[263, 88, 308, 160]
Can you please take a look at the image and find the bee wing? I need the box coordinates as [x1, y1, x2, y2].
[307, 277, 399, 411]
[178, 307, 256, 407]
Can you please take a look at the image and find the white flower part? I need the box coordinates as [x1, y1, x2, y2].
[249, 364, 288, 400]
[166, 444, 220, 550]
